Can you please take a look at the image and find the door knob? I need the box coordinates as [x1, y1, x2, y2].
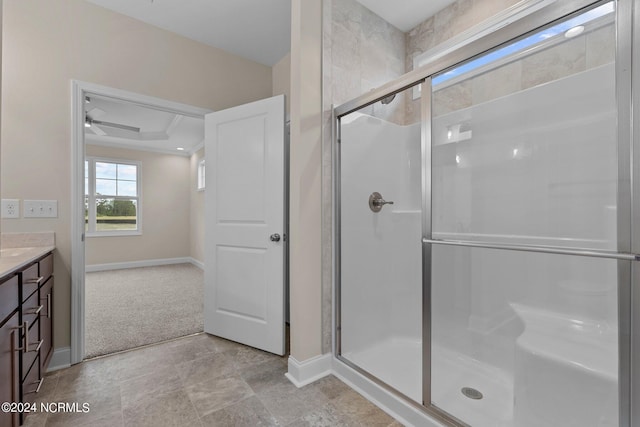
[270, 233, 281, 242]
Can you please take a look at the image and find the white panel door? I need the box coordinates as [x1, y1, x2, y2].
[204, 95, 285, 355]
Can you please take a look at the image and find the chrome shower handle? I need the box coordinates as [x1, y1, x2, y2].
[369, 192, 394, 212]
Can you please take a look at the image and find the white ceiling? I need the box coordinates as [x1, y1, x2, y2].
[84, 95, 204, 156]
[355, 0, 456, 32]
[85, 0, 292, 66]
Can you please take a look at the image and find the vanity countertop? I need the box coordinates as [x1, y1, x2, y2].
[0, 232, 55, 279]
[0, 246, 55, 279]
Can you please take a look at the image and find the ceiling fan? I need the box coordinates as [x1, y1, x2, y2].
[85, 101, 169, 140]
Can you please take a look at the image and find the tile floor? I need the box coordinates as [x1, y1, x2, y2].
[22, 333, 402, 426]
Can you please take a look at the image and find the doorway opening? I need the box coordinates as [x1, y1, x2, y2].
[71, 81, 211, 363]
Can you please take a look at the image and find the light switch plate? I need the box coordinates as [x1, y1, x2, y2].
[1, 199, 20, 218]
[23, 200, 58, 218]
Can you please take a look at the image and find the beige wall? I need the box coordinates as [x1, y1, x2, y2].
[85, 145, 191, 265]
[289, 0, 323, 361]
[189, 148, 205, 264]
[0, 0, 272, 350]
[272, 53, 291, 116]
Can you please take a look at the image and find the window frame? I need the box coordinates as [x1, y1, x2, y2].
[85, 156, 142, 237]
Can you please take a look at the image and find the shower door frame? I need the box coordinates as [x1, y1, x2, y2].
[332, 0, 639, 425]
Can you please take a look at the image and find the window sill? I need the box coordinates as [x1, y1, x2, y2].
[86, 231, 142, 238]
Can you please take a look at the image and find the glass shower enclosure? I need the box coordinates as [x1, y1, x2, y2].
[334, 1, 633, 426]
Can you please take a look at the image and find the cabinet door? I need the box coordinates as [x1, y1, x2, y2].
[0, 311, 20, 427]
[40, 278, 53, 371]
[20, 290, 40, 380]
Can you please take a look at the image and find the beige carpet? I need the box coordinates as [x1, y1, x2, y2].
[85, 263, 204, 358]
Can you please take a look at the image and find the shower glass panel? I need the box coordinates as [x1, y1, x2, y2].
[430, 2, 618, 426]
[431, 1, 617, 251]
[339, 84, 423, 402]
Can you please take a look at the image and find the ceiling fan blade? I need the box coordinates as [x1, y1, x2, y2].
[89, 124, 107, 136]
[91, 119, 140, 133]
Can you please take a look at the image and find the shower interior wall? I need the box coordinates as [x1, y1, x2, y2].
[339, 110, 422, 401]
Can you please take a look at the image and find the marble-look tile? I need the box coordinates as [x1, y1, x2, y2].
[46, 410, 124, 427]
[433, 0, 474, 46]
[200, 396, 279, 427]
[21, 412, 48, 427]
[204, 334, 246, 353]
[287, 402, 356, 427]
[406, 16, 435, 57]
[433, 80, 473, 116]
[332, 65, 362, 105]
[53, 384, 122, 418]
[332, 20, 361, 72]
[163, 334, 219, 364]
[185, 374, 254, 417]
[176, 351, 237, 387]
[119, 367, 183, 409]
[98, 343, 180, 382]
[471, 60, 522, 105]
[257, 382, 320, 426]
[332, 0, 362, 34]
[240, 357, 289, 394]
[306, 375, 353, 401]
[521, 36, 587, 90]
[224, 344, 284, 371]
[122, 389, 200, 427]
[586, 24, 615, 69]
[333, 389, 396, 426]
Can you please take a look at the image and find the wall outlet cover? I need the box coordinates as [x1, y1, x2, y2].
[1, 199, 20, 219]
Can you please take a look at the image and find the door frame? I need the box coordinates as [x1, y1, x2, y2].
[70, 80, 211, 364]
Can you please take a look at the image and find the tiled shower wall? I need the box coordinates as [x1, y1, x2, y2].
[321, 0, 614, 353]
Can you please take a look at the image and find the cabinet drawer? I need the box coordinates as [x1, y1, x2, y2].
[20, 317, 39, 382]
[21, 263, 40, 303]
[39, 278, 53, 372]
[21, 354, 41, 405]
[39, 254, 53, 283]
[21, 290, 42, 332]
[0, 275, 18, 324]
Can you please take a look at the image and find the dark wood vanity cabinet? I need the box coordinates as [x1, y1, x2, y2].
[0, 252, 54, 426]
[0, 275, 20, 427]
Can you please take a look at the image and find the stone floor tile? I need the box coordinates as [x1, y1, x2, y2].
[122, 389, 200, 427]
[200, 396, 279, 427]
[176, 351, 237, 387]
[185, 374, 254, 417]
[240, 357, 290, 394]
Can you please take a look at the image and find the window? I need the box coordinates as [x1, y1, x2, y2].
[197, 159, 205, 191]
[85, 157, 141, 235]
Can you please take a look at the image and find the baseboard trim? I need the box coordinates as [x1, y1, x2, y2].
[86, 257, 203, 272]
[189, 257, 204, 270]
[285, 353, 332, 388]
[47, 347, 71, 372]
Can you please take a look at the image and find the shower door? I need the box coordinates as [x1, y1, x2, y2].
[428, 2, 623, 426]
[337, 84, 424, 403]
[335, 0, 635, 426]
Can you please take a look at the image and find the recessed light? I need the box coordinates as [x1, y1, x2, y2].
[177, 147, 185, 151]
